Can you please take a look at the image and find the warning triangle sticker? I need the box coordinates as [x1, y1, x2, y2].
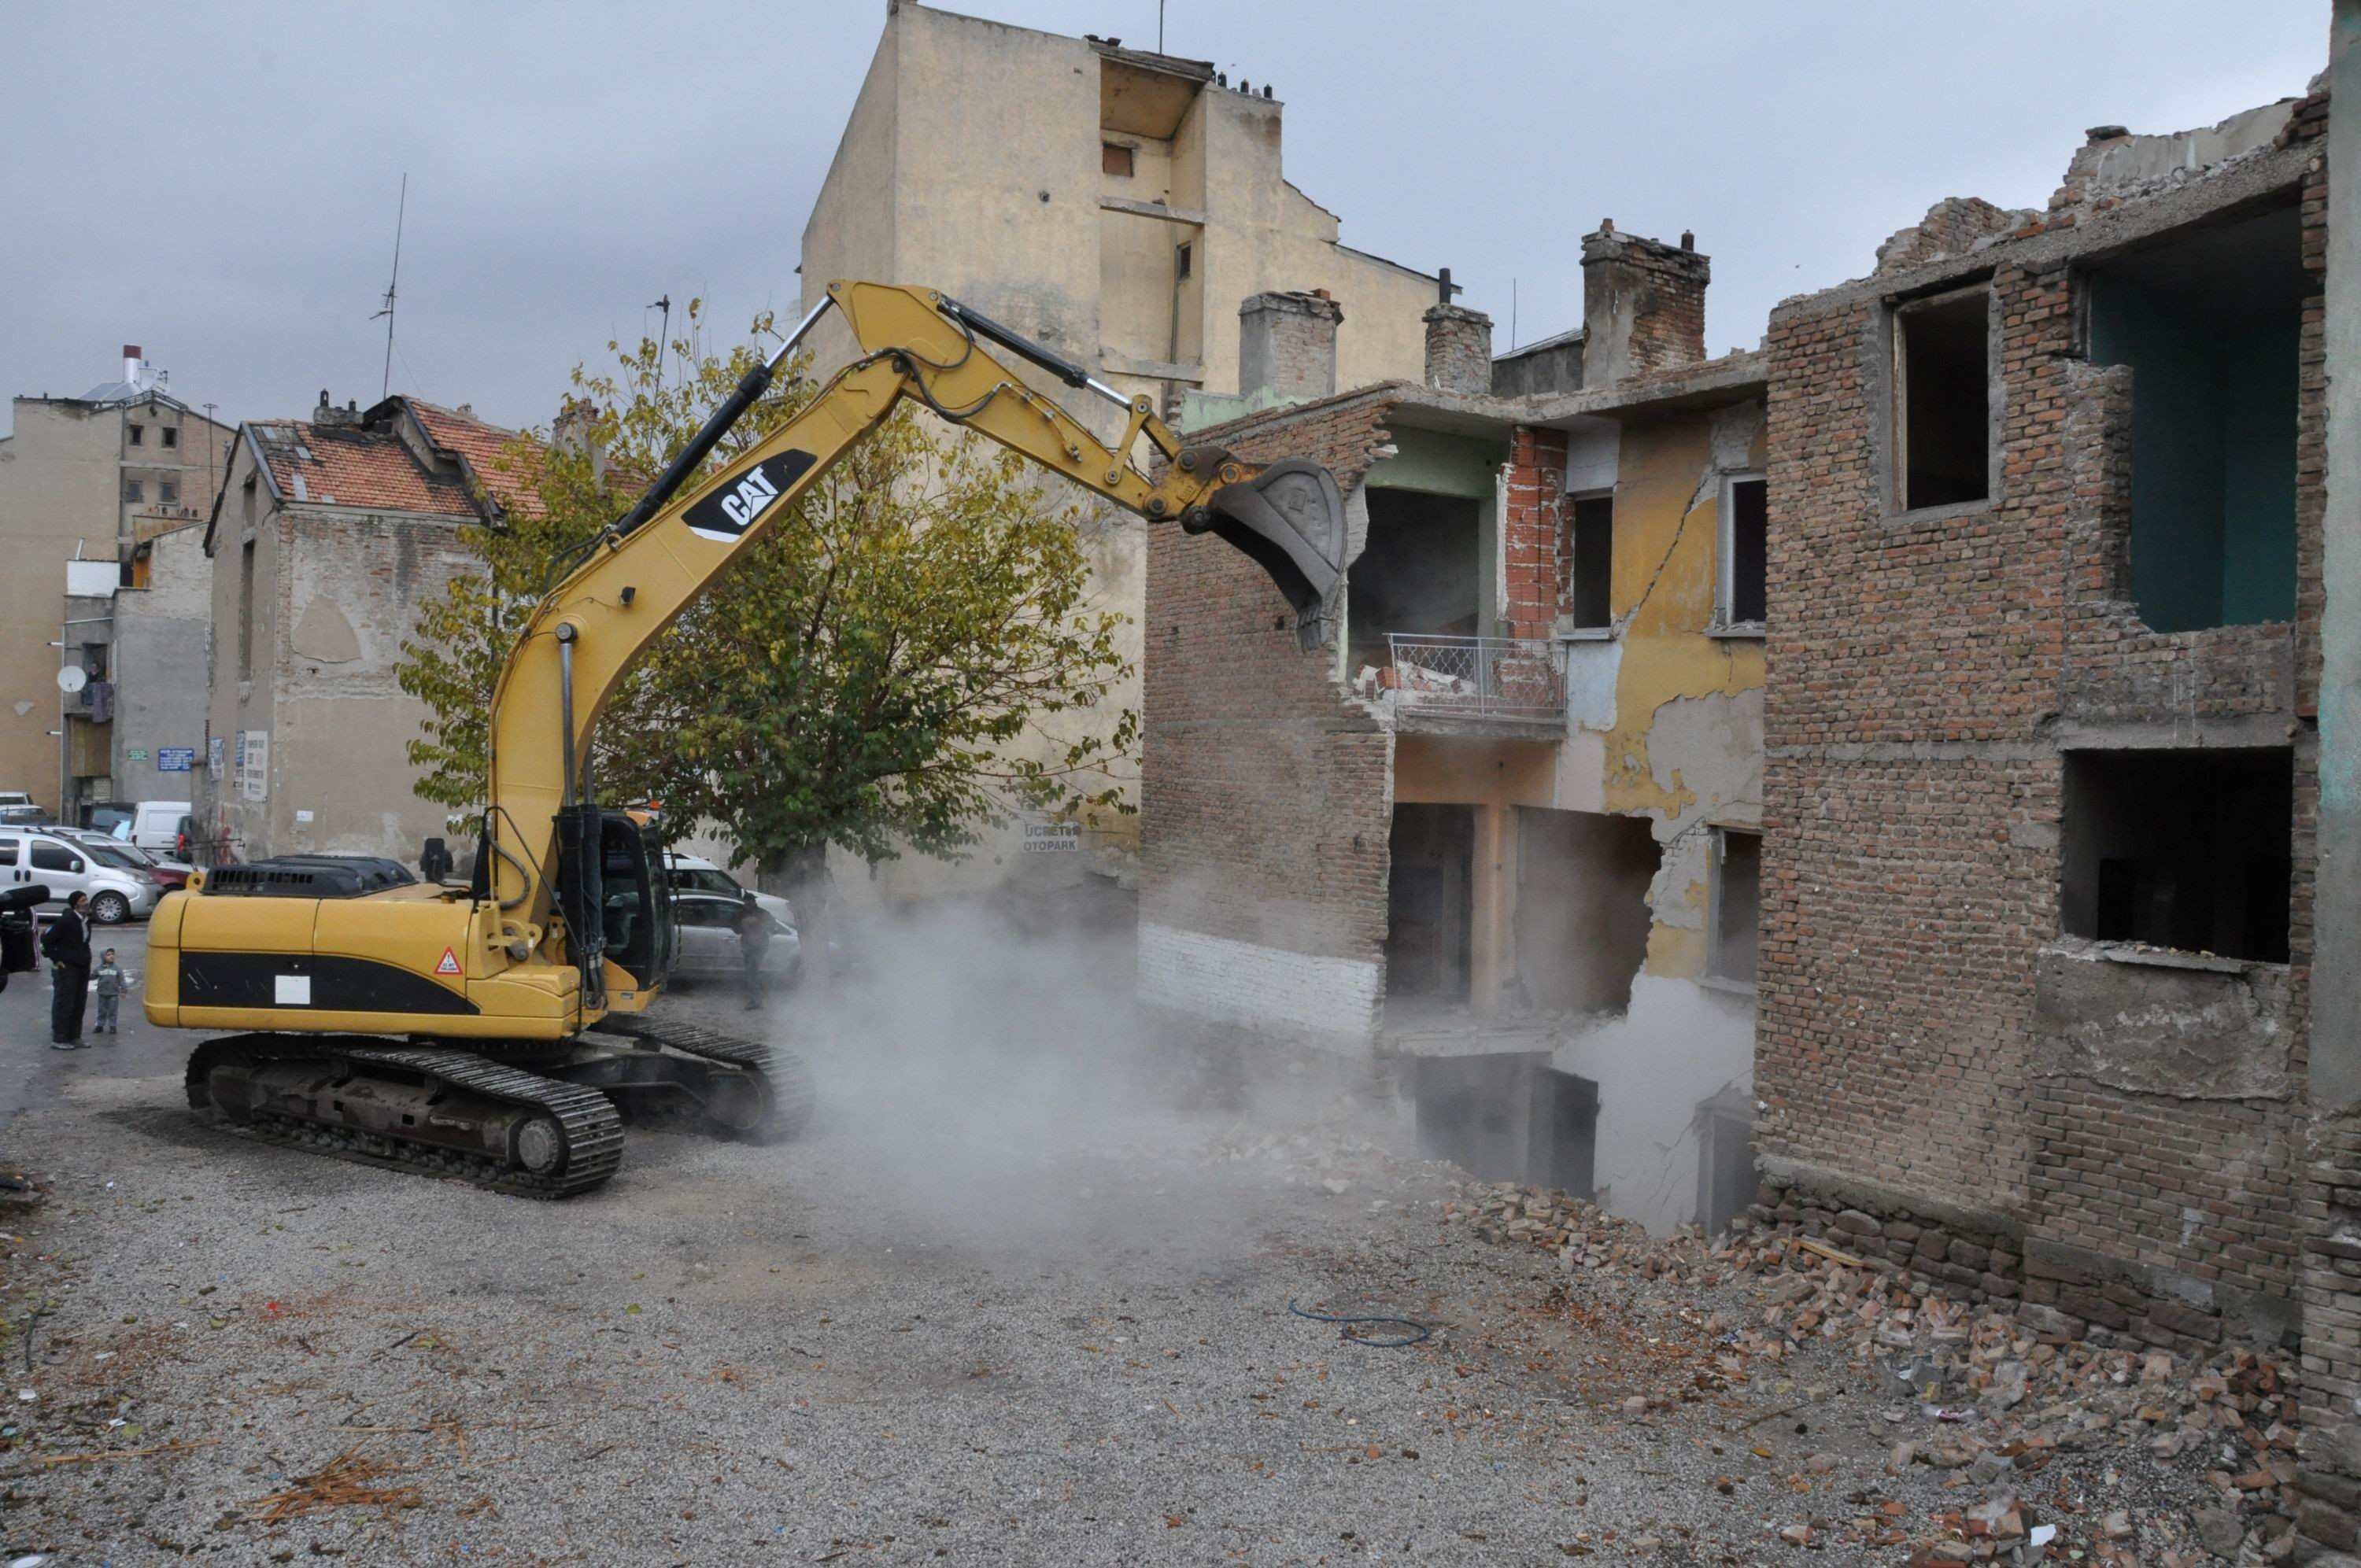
[435, 947, 462, 976]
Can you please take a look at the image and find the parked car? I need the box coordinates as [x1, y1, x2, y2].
[0, 828, 161, 924]
[0, 804, 47, 828]
[81, 800, 137, 836]
[666, 891, 800, 987]
[126, 799, 191, 853]
[55, 828, 190, 892]
[660, 850, 793, 926]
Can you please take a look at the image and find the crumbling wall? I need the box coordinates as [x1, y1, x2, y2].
[1140, 391, 1398, 1047]
[1873, 196, 2038, 275]
[1757, 108, 2325, 1359]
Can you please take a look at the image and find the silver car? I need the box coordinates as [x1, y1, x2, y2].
[0, 829, 161, 924]
[667, 892, 801, 987]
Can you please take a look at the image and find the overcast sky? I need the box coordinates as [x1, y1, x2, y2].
[0, 1, 2329, 437]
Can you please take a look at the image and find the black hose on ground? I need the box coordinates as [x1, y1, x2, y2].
[1286, 1300, 1434, 1348]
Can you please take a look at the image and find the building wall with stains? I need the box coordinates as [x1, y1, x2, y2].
[1387, 393, 1766, 1233]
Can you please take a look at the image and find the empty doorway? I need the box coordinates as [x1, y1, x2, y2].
[1387, 804, 1475, 1004]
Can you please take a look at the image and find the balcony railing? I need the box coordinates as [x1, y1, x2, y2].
[1379, 633, 1566, 721]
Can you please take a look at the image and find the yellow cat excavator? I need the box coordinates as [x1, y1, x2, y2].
[142, 281, 1347, 1196]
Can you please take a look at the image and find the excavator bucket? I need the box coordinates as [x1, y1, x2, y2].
[1186, 458, 1348, 649]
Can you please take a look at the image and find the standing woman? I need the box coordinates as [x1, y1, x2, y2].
[41, 891, 91, 1050]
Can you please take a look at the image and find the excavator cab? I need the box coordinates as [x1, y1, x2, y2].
[549, 805, 673, 998]
[600, 810, 673, 991]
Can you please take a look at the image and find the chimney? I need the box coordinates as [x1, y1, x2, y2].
[1580, 221, 1709, 387]
[1423, 301, 1495, 394]
[553, 398, 608, 483]
[1237, 290, 1343, 403]
[313, 389, 361, 428]
[121, 345, 142, 385]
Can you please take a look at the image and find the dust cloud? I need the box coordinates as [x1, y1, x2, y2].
[751, 893, 1398, 1262]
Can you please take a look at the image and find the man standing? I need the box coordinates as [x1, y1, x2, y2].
[42, 892, 91, 1050]
[735, 891, 770, 1013]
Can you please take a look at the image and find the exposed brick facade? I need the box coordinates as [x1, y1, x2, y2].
[1756, 109, 2327, 1382]
[1142, 385, 1580, 1047]
[1140, 391, 1400, 1044]
[1504, 426, 1566, 640]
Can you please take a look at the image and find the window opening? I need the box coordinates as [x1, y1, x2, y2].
[161, 426, 178, 448]
[1102, 142, 1134, 178]
[2060, 747, 2291, 962]
[127, 424, 144, 447]
[1566, 494, 1613, 632]
[1710, 829, 1761, 984]
[1894, 287, 1990, 511]
[238, 539, 257, 681]
[1719, 475, 1768, 629]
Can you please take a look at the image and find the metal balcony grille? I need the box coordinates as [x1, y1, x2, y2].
[1382, 634, 1566, 721]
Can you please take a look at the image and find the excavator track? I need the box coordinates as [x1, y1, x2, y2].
[586, 1013, 817, 1142]
[184, 1035, 625, 1199]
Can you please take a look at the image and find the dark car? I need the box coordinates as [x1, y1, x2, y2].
[667, 891, 801, 987]
[82, 801, 136, 836]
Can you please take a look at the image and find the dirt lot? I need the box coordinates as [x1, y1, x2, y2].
[0, 925, 2296, 1565]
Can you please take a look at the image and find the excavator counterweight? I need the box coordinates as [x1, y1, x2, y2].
[146, 281, 1350, 1196]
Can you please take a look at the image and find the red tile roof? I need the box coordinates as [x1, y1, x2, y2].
[406, 400, 545, 517]
[246, 398, 544, 520]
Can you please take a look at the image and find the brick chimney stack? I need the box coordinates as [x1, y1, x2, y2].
[1423, 301, 1495, 394]
[1237, 290, 1344, 403]
[1580, 221, 1709, 387]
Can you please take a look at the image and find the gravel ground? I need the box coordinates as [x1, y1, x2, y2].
[0, 925, 2267, 1565]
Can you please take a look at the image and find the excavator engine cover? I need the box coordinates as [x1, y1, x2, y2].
[1186, 457, 1347, 648]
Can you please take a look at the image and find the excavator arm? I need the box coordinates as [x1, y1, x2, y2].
[480, 279, 1348, 972]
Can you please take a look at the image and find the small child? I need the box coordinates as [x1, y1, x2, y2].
[93, 948, 125, 1035]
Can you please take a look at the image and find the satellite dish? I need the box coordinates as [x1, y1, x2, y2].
[56, 666, 87, 695]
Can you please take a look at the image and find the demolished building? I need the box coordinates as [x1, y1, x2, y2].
[1144, 224, 1766, 1234]
[1753, 96, 2326, 1354]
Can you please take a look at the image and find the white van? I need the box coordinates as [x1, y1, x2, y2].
[0, 828, 161, 924]
[127, 800, 190, 852]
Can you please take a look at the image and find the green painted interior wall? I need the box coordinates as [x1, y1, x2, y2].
[1368, 427, 1506, 638]
[2087, 207, 2304, 632]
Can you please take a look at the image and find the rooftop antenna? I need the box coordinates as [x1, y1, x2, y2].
[1510, 278, 1517, 351]
[1158, 0, 1165, 52]
[369, 173, 408, 400]
[650, 293, 672, 391]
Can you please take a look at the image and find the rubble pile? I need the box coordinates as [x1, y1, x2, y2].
[1446, 1182, 2304, 1563]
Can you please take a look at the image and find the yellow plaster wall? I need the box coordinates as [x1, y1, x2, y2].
[1598, 415, 1767, 822]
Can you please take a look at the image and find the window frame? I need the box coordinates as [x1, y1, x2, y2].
[1704, 825, 1763, 993]
[1883, 278, 2001, 523]
[127, 424, 144, 447]
[1712, 471, 1768, 637]
[123, 478, 143, 504]
[160, 426, 178, 449]
[1101, 141, 1135, 179]
[1560, 489, 1617, 639]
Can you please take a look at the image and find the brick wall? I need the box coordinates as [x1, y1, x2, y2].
[1758, 135, 2323, 1363]
[1140, 391, 1400, 1046]
[1505, 426, 1566, 639]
